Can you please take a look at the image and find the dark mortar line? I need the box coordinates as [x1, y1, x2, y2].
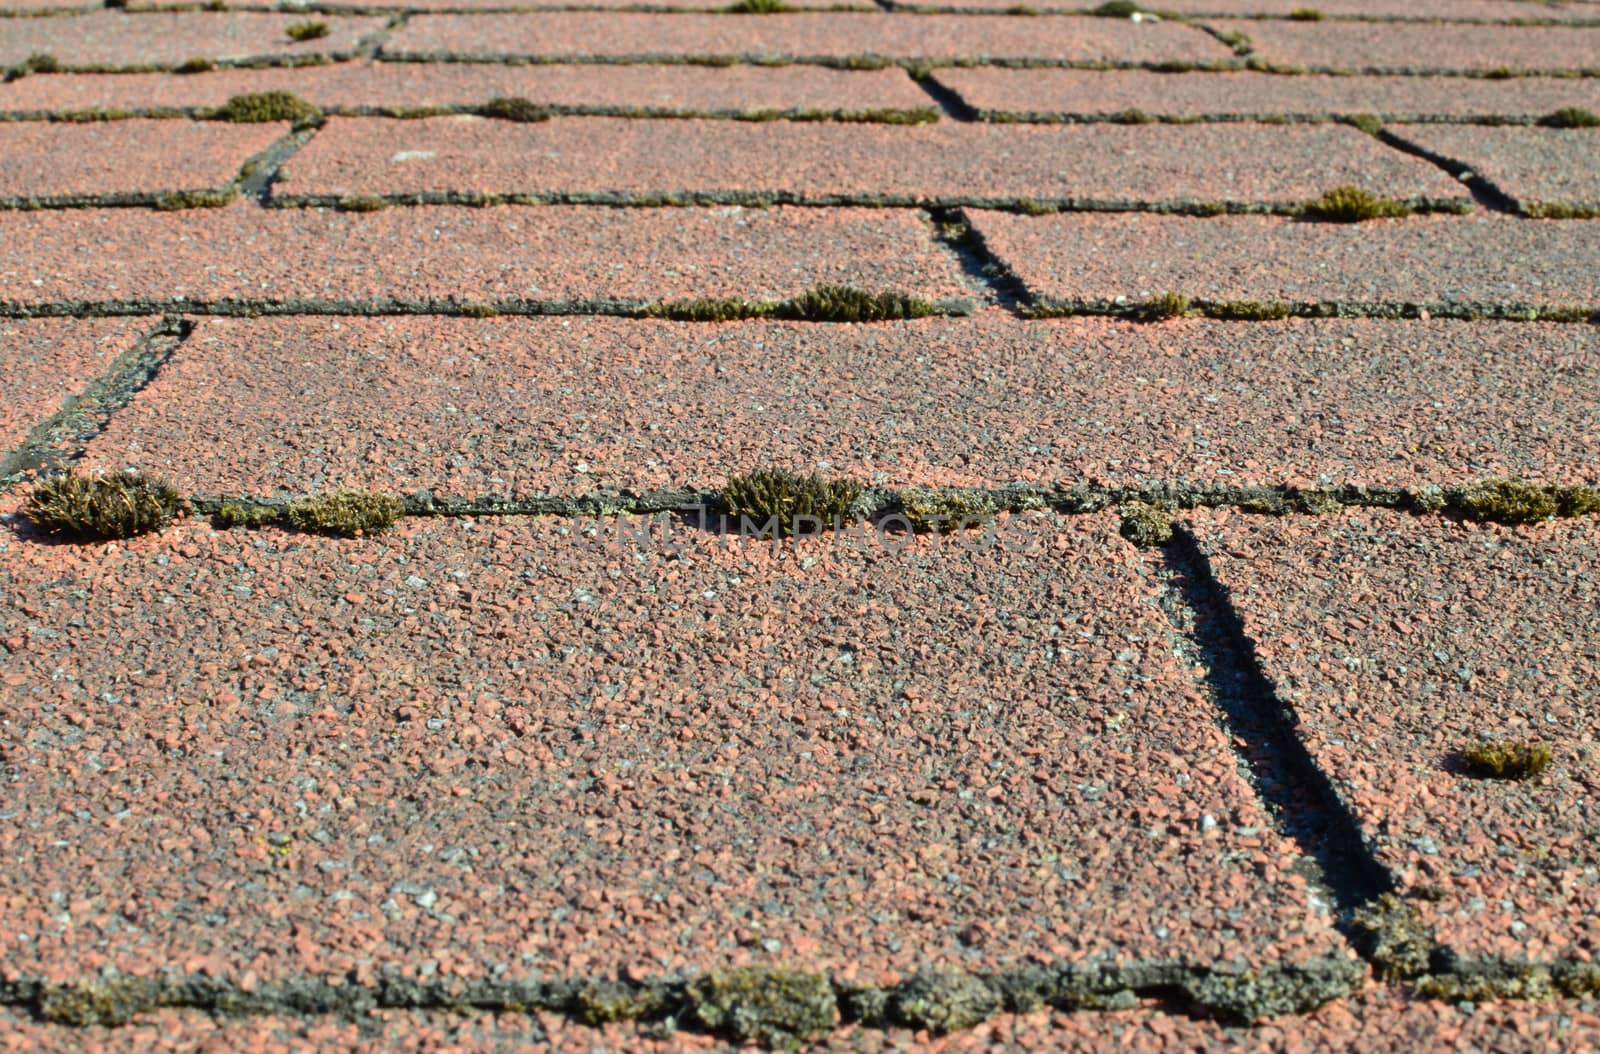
[0, 104, 942, 125]
[2, 54, 362, 77]
[878, 3, 1600, 22]
[0, 317, 188, 485]
[967, 111, 1582, 127]
[1242, 59, 1600, 79]
[1024, 297, 1598, 324]
[925, 204, 1035, 314]
[1371, 127, 1526, 215]
[910, 68, 980, 122]
[374, 52, 1249, 73]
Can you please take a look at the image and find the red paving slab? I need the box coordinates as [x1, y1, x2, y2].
[1154, 0, 1600, 18]
[1398, 126, 1600, 214]
[0, 13, 387, 70]
[0, 120, 285, 203]
[1220, 20, 1600, 73]
[0, 64, 935, 118]
[0, 510, 1351, 989]
[966, 212, 1600, 311]
[382, 12, 1234, 65]
[0, 205, 975, 310]
[1185, 508, 1600, 964]
[935, 68, 1600, 120]
[276, 117, 1468, 209]
[77, 315, 1600, 498]
[0, 318, 153, 458]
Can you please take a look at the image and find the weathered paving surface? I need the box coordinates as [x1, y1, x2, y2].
[2, 1, 1599, 1049]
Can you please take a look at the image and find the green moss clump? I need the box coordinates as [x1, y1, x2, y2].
[286, 489, 405, 536]
[1484, 66, 1517, 79]
[1110, 108, 1157, 124]
[1016, 198, 1058, 216]
[1460, 740, 1552, 780]
[456, 302, 500, 318]
[1215, 30, 1252, 54]
[724, 468, 861, 535]
[1205, 299, 1292, 321]
[175, 57, 218, 74]
[727, 0, 791, 10]
[1134, 290, 1191, 321]
[1119, 502, 1174, 547]
[1299, 186, 1411, 222]
[479, 97, 553, 122]
[687, 967, 836, 1048]
[213, 91, 322, 124]
[1537, 305, 1598, 323]
[1455, 479, 1558, 524]
[1091, 0, 1144, 15]
[286, 19, 330, 41]
[39, 979, 162, 1026]
[1556, 485, 1600, 517]
[898, 487, 996, 532]
[640, 297, 775, 322]
[24, 52, 62, 74]
[775, 285, 938, 323]
[155, 188, 237, 210]
[217, 502, 280, 528]
[336, 194, 389, 212]
[26, 471, 184, 541]
[1350, 893, 1434, 982]
[1537, 107, 1600, 128]
[890, 969, 1000, 1034]
[1289, 6, 1324, 18]
[1523, 201, 1600, 220]
[573, 980, 672, 1025]
[1346, 112, 1384, 136]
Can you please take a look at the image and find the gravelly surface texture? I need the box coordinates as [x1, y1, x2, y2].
[1223, 19, 1600, 73]
[1186, 508, 1600, 964]
[0, 510, 1350, 984]
[76, 315, 1600, 498]
[0, 120, 285, 201]
[0, 12, 387, 69]
[276, 117, 1469, 208]
[0, 205, 975, 310]
[967, 211, 1600, 310]
[1397, 126, 1600, 213]
[383, 12, 1234, 64]
[0, 318, 152, 457]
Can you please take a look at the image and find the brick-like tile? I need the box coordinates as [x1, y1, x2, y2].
[0, 510, 1351, 989]
[0, 13, 387, 70]
[0, 64, 935, 118]
[1400, 126, 1600, 213]
[78, 316, 1600, 497]
[0, 205, 975, 309]
[277, 117, 1468, 209]
[1223, 19, 1600, 73]
[1186, 508, 1600, 964]
[0, 120, 285, 203]
[0, 318, 153, 457]
[935, 68, 1600, 120]
[967, 212, 1600, 311]
[383, 12, 1234, 65]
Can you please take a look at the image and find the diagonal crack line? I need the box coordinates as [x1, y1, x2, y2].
[1149, 524, 1393, 940]
[1372, 127, 1523, 215]
[909, 69, 979, 122]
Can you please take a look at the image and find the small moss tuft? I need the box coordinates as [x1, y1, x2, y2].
[640, 297, 775, 322]
[1346, 112, 1384, 136]
[1134, 290, 1191, 321]
[1119, 502, 1174, 547]
[1484, 65, 1517, 79]
[24, 52, 62, 74]
[890, 969, 1000, 1034]
[726, 0, 791, 9]
[1537, 107, 1600, 128]
[479, 96, 553, 122]
[898, 487, 997, 532]
[1205, 299, 1292, 321]
[775, 285, 938, 323]
[286, 489, 405, 536]
[1460, 740, 1551, 780]
[456, 302, 500, 318]
[1288, 6, 1324, 18]
[1523, 201, 1600, 220]
[175, 56, 218, 74]
[155, 188, 237, 210]
[1299, 186, 1411, 222]
[687, 967, 836, 1048]
[573, 980, 673, 1025]
[724, 468, 861, 535]
[1091, 0, 1144, 15]
[1556, 485, 1600, 517]
[336, 194, 389, 212]
[285, 19, 330, 41]
[217, 502, 280, 528]
[1455, 479, 1558, 524]
[1016, 197, 1058, 216]
[1350, 893, 1434, 982]
[1110, 108, 1158, 124]
[213, 91, 322, 124]
[40, 979, 162, 1027]
[26, 471, 184, 541]
[1215, 29, 1252, 54]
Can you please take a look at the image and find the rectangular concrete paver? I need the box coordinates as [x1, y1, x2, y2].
[1399, 126, 1600, 215]
[0, 12, 387, 70]
[0, 120, 286, 204]
[0, 64, 937, 119]
[383, 12, 1234, 65]
[76, 316, 1600, 499]
[1222, 19, 1600, 73]
[0, 205, 976, 312]
[1185, 508, 1600, 965]
[934, 68, 1600, 121]
[0, 510, 1352, 997]
[966, 211, 1600, 313]
[276, 117, 1469, 210]
[0, 318, 154, 459]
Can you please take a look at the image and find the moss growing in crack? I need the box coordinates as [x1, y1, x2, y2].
[727, 0, 792, 10]
[1016, 197, 1058, 216]
[286, 19, 330, 41]
[774, 285, 938, 322]
[1133, 290, 1191, 321]
[1205, 299, 1292, 321]
[337, 194, 389, 212]
[640, 297, 775, 322]
[287, 489, 405, 536]
[898, 487, 997, 532]
[155, 187, 237, 210]
[27, 471, 184, 541]
[723, 468, 861, 535]
[1413, 968, 1559, 1002]
[213, 91, 322, 124]
[1299, 186, 1411, 222]
[176, 56, 218, 74]
[573, 980, 673, 1025]
[1288, 6, 1324, 18]
[39, 979, 163, 1027]
[1091, 0, 1145, 15]
[1455, 479, 1558, 524]
[1460, 740, 1552, 780]
[1536, 305, 1598, 323]
[1484, 66, 1518, 80]
[1523, 201, 1600, 219]
[456, 302, 500, 318]
[1350, 893, 1434, 982]
[22, 52, 62, 75]
[1556, 485, 1600, 517]
[1346, 112, 1384, 136]
[217, 502, 280, 529]
[1536, 106, 1600, 128]
[1214, 29, 1252, 54]
[1119, 502, 1174, 547]
[687, 967, 836, 1049]
[890, 969, 999, 1034]
[479, 96, 553, 122]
